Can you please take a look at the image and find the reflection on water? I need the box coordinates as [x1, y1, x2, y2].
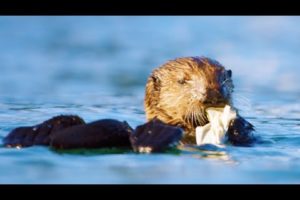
[0, 16, 300, 183]
[178, 144, 232, 162]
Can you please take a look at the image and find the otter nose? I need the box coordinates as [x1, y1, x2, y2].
[204, 89, 224, 105]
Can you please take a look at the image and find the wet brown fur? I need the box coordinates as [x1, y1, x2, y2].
[144, 56, 234, 143]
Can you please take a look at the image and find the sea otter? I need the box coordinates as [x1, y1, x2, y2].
[145, 57, 234, 144]
[2, 56, 256, 152]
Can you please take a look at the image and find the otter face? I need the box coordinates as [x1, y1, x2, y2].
[145, 57, 234, 133]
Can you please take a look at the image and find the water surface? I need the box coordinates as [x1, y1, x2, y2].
[1, 16, 300, 183]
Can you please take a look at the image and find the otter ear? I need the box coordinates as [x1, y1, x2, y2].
[150, 74, 161, 91]
[227, 70, 232, 78]
[151, 74, 161, 85]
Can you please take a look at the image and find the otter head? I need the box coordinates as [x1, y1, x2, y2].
[144, 57, 234, 142]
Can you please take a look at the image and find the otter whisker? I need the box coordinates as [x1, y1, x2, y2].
[195, 110, 202, 125]
[186, 104, 193, 126]
[194, 106, 208, 126]
[233, 93, 252, 107]
[190, 111, 193, 127]
[184, 103, 194, 127]
[184, 103, 208, 128]
[221, 79, 230, 86]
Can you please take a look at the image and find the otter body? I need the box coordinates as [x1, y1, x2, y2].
[3, 56, 256, 152]
[145, 57, 235, 143]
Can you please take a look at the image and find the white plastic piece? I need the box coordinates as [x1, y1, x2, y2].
[196, 105, 237, 146]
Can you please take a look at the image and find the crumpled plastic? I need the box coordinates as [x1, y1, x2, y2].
[196, 105, 237, 146]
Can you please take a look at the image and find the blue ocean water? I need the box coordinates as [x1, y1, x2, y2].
[1, 16, 300, 183]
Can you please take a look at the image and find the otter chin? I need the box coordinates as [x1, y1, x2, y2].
[145, 56, 236, 144]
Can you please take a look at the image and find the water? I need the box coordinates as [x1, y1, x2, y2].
[1, 16, 300, 183]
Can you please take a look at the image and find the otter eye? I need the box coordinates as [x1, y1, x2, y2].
[177, 79, 186, 85]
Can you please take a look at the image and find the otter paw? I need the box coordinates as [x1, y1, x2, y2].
[3, 115, 85, 148]
[130, 119, 183, 153]
[227, 115, 256, 146]
[50, 119, 133, 149]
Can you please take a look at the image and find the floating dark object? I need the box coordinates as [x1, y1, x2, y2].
[3, 115, 85, 148]
[227, 115, 256, 146]
[3, 116, 183, 153]
[2, 115, 254, 152]
[50, 119, 133, 149]
[130, 119, 183, 153]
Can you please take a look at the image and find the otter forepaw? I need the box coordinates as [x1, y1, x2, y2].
[130, 119, 183, 153]
[227, 115, 256, 146]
